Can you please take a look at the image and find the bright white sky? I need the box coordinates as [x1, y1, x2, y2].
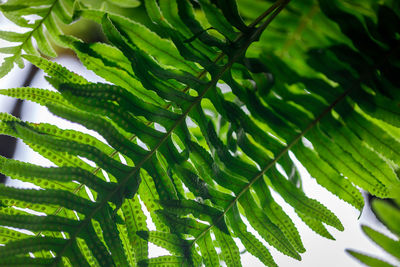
[0, 14, 397, 267]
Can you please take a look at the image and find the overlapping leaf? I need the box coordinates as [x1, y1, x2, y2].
[0, 0, 399, 266]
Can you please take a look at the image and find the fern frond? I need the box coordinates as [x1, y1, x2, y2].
[0, 0, 77, 77]
[0, 0, 399, 266]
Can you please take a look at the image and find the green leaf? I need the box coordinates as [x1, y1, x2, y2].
[214, 0, 249, 33]
[306, 129, 390, 198]
[198, 0, 237, 41]
[252, 179, 305, 253]
[0, 0, 77, 77]
[160, 199, 228, 233]
[106, 0, 140, 8]
[136, 230, 200, 265]
[59, 36, 166, 106]
[291, 143, 364, 211]
[240, 192, 300, 260]
[80, 9, 199, 74]
[0, 87, 73, 108]
[362, 226, 400, 260]
[138, 256, 189, 267]
[0, 31, 27, 42]
[121, 196, 149, 262]
[213, 227, 242, 267]
[136, 231, 187, 255]
[346, 249, 396, 267]
[372, 200, 400, 236]
[0, 226, 30, 244]
[296, 211, 335, 240]
[0, 185, 96, 216]
[0, 156, 114, 197]
[23, 55, 88, 84]
[196, 231, 220, 267]
[156, 210, 208, 236]
[33, 25, 57, 57]
[269, 168, 343, 231]
[0, 257, 55, 266]
[0, 1, 399, 266]
[227, 205, 278, 267]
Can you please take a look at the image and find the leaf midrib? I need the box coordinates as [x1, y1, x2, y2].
[312, 130, 380, 188]
[51, 4, 278, 264]
[114, 14, 198, 74]
[28, 0, 280, 237]
[295, 144, 362, 208]
[191, 28, 400, 249]
[191, 81, 351, 249]
[11, 0, 58, 61]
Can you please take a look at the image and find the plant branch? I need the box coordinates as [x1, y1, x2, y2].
[51, 1, 290, 264]
[191, 30, 400, 252]
[248, 0, 288, 28]
[190, 78, 351, 250]
[41, 0, 284, 229]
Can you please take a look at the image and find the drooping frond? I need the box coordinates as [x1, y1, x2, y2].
[0, 0, 399, 266]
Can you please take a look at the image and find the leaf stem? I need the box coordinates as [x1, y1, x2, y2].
[50, 1, 289, 264]
[190, 18, 400, 251]
[248, 0, 288, 28]
[191, 77, 351, 249]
